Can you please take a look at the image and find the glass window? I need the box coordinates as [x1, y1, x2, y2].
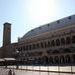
[56, 39, 60, 46]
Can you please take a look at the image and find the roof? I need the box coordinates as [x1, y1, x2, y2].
[19, 14, 75, 42]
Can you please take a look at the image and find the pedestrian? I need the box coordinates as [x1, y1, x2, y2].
[8, 69, 12, 75]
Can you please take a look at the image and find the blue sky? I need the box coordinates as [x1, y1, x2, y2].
[0, 0, 75, 47]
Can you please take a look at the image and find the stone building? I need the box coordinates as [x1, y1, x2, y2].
[0, 14, 75, 65]
[17, 15, 75, 65]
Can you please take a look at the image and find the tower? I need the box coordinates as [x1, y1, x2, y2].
[3, 22, 11, 46]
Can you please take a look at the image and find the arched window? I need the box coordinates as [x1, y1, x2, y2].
[72, 35, 75, 43]
[42, 56, 49, 65]
[29, 45, 31, 50]
[60, 56, 65, 64]
[32, 44, 36, 49]
[65, 55, 71, 63]
[66, 37, 71, 44]
[54, 56, 59, 64]
[47, 41, 50, 47]
[36, 43, 40, 48]
[56, 39, 60, 46]
[51, 40, 55, 47]
[44, 42, 47, 48]
[41, 42, 44, 48]
[26, 45, 28, 50]
[17, 48, 20, 51]
[72, 54, 75, 63]
[20, 47, 22, 50]
[49, 57, 53, 64]
[61, 38, 65, 45]
[37, 58, 41, 64]
[23, 46, 25, 50]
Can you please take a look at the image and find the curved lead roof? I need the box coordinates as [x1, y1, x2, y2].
[19, 14, 75, 42]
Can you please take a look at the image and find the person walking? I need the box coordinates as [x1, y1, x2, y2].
[8, 69, 12, 75]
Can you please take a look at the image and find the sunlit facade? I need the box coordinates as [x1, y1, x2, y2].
[15, 15, 75, 65]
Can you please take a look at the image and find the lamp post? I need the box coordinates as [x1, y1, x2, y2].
[14, 49, 20, 69]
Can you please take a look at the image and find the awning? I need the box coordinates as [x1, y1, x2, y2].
[4, 58, 16, 61]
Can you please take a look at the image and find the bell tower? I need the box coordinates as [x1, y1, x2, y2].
[3, 22, 11, 46]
